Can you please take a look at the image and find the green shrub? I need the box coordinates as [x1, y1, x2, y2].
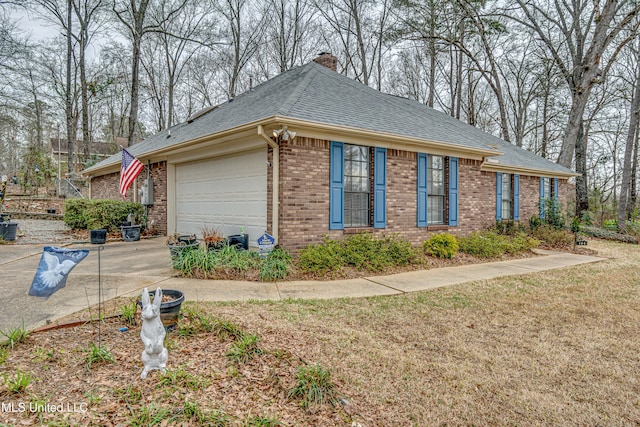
[423, 233, 459, 259]
[379, 235, 418, 266]
[297, 233, 419, 274]
[581, 226, 639, 244]
[458, 231, 505, 258]
[530, 225, 574, 248]
[504, 232, 540, 254]
[529, 215, 542, 231]
[458, 230, 537, 258]
[64, 199, 144, 231]
[297, 237, 345, 274]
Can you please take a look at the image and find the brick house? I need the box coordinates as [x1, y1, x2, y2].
[83, 53, 576, 250]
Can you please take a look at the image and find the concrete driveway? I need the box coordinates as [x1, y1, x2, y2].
[0, 238, 173, 332]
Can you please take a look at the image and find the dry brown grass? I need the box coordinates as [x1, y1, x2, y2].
[209, 239, 640, 426]
[1, 239, 639, 426]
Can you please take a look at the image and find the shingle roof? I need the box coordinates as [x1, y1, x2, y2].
[84, 61, 574, 176]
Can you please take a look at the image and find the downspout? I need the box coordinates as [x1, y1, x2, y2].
[258, 125, 279, 243]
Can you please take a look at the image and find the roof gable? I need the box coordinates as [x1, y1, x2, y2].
[84, 61, 574, 177]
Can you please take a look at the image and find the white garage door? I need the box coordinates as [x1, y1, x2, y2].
[175, 149, 267, 246]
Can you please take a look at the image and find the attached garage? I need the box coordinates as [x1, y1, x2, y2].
[173, 148, 268, 246]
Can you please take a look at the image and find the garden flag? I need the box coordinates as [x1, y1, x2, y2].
[29, 246, 89, 298]
[119, 148, 144, 198]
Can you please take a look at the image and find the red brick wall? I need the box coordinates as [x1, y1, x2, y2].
[276, 138, 575, 251]
[90, 161, 167, 235]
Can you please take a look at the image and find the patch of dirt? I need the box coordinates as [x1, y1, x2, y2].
[0, 313, 351, 426]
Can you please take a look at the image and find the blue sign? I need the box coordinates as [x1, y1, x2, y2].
[257, 233, 275, 256]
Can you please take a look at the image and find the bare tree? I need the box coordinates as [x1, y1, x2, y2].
[618, 37, 640, 231]
[112, 0, 188, 144]
[511, 0, 640, 218]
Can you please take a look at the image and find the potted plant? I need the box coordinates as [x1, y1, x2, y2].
[0, 177, 17, 241]
[167, 234, 200, 258]
[201, 225, 226, 250]
[227, 226, 249, 250]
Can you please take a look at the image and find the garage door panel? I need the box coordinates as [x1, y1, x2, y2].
[175, 150, 267, 246]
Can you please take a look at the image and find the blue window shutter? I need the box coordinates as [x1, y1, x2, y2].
[514, 174, 520, 221]
[448, 157, 458, 226]
[417, 153, 428, 227]
[496, 172, 503, 221]
[553, 178, 559, 201]
[329, 141, 344, 230]
[539, 177, 545, 219]
[374, 147, 387, 228]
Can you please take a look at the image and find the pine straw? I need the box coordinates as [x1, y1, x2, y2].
[1, 239, 638, 426]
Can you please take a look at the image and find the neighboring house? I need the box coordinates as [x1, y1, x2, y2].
[82, 53, 576, 250]
[50, 137, 127, 174]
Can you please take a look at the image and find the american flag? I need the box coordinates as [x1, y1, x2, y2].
[119, 148, 144, 198]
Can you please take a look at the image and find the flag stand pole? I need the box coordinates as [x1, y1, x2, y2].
[96, 245, 104, 349]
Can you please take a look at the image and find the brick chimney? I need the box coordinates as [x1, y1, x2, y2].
[313, 52, 337, 71]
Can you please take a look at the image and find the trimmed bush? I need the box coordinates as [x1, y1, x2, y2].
[64, 199, 144, 232]
[458, 230, 538, 258]
[423, 233, 459, 259]
[297, 233, 419, 274]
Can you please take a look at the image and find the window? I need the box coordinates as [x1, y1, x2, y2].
[542, 177, 551, 200]
[329, 142, 386, 230]
[417, 154, 458, 227]
[428, 155, 446, 225]
[344, 144, 371, 227]
[502, 173, 512, 220]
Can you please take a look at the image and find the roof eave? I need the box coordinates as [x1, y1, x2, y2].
[481, 161, 578, 178]
[274, 116, 502, 159]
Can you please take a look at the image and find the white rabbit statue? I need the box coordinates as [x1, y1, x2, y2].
[140, 287, 168, 378]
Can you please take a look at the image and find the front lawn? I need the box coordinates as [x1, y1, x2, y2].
[0, 239, 637, 425]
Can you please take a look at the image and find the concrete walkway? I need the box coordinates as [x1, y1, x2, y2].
[0, 237, 605, 332]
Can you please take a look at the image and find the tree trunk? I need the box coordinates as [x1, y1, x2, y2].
[617, 40, 640, 232]
[575, 120, 589, 218]
[66, 0, 74, 175]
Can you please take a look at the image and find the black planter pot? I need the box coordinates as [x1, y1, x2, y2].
[177, 234, 197, 245]
[0, 222, 17, 241]
[121, 225, 141, 241]
[227, 233, 249, 250]
[90, 229, 107, 244]
[138, 289, 185, 331]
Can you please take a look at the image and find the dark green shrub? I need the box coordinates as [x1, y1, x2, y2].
[297, 237, 345, 274]
[380, 235, 417, 266]
[64, 199, 144, 231]
[543, 198, 566, 229]
[423, 233, 459, 259]
[529, 215, 542, 231]
[297, 233, 418, 274]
